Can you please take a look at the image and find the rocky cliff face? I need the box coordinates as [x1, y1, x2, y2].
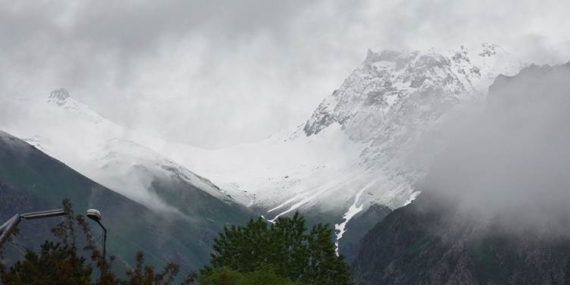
[351, 62, 570, 285]
[352, 195, 570, 285]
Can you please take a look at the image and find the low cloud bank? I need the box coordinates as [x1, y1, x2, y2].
[424, 62, 570, 235]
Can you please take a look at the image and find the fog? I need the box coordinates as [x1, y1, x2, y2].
[424, 63, 570, 234]
[1, 0, 570, 148]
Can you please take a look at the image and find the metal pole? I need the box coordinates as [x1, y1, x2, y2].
[0, 209, 67, 251]
[0, 215, 15, 232]
[95, 220, 107, 259]
[20, 209, 66, 220]
[0, 215, 22, 249]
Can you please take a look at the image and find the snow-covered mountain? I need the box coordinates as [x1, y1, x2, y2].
[0, 88, 237, 217]
[305, 44, 523, 172]
[135, 43, 525, 246]
[151, 44, 525, 225]
[0, 43, 525, 246]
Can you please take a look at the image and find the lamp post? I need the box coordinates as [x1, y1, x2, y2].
[86, 209, 107, 259]
[0, 209, 68, 250]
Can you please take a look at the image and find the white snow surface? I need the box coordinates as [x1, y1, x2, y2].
[0, 44, 526, 243]
[0, 89, 229, 215]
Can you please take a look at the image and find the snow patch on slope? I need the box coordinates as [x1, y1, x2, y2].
[333, 179, 378, 254]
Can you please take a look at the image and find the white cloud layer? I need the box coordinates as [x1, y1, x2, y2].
[1, 0, 569, 147]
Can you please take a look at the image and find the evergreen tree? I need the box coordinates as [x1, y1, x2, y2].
[199, 267, 306, 285]
[201, 212, 351, 285]
[1, 240, 92, 285]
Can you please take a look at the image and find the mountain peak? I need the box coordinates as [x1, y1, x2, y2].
[48, 88, 71, 106]
[304, 44, 524, 138]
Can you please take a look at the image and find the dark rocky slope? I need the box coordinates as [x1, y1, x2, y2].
[352, 194, 570, 285]
[338, 205, 392, 263]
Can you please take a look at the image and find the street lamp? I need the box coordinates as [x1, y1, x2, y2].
[0, 209, 68, 249]
[86, 209, 107, 259]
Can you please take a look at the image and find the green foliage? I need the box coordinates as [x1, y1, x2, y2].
[0, 199, 197, 285]
[1, 241, 92, 285]
[201, 212, 351, 285]
[199, 267, 306, 285]
[121, 252, 196, 285]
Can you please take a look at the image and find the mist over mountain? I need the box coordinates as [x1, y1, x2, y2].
[2, 1, 568, 149]
[0, 89, 241, 216]
[426, 62, 570, 233]
[0, 130, 252, 272]
[352, 61, 570, 285]
[3, 2, 570, 284]
[154, 44, 525, 255]
[0, 44, 530, 262]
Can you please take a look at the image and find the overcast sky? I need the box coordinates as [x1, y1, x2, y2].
[1, 0, 569, 148]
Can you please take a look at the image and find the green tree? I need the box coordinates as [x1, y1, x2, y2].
[199, 267, 306, 285]
[201, 212, 351, 285]
[120, 252, 196, 285]
[1, 240, 92, 285]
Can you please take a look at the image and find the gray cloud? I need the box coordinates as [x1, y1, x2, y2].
[424, 63, 570, 235]
[1, 0, 569, 148]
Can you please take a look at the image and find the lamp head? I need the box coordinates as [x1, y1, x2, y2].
[86, 209, 102, 222]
